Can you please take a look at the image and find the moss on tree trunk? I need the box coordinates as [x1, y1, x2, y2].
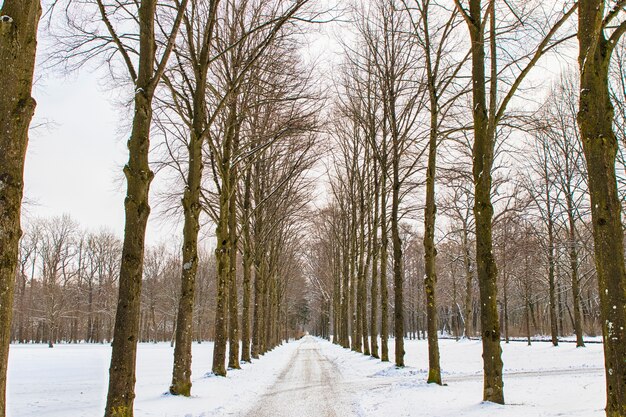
[577, 3, 626, 414]
[0, 2, 41, 416]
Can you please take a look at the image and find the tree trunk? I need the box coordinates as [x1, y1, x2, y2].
[566, 198, 585, 348]
[251, 163, 265, 358]
[341, 218, 350, 349]
[546, 197, 559, 346]
[212, 99, 238, 376]
[370, 158, 380, 358]
[0, 2, 41, 415]
[462, 227, 473, 338]
[380, 165, 389, 362]
[577, 3, 626, 414]
[424, 103, 441, 383]
[228, 162, 240, 369]
[105, 12, 160, 417]
[503, 271, 509, 344]
[169, 77, 205, 396]
[241, 170, 253, 363]
[466, 0, 504, 403]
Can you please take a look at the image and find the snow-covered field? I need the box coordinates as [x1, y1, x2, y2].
[7, 341, 300, 417]
[6, 337, 606, 417]
[327, 338, 606, 417]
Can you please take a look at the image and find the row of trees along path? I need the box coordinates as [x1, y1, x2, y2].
[0, 1, 625, 417]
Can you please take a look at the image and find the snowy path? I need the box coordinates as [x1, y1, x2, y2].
[244, 336, 353, 417]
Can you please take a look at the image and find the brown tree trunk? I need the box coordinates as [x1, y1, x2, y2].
[241, 170, 253, 363]
[212, 99, 238, 377]
[577, 3, 626, 414]
[228, 154, 240, 369]
[390, 131, 404, 368]
[170, 0, 219, 396]
[105, 0, 187, 412]
[0, 2, 41, 416]
[545, 184, 559, 347]
[466, 0, 504, 403]
[341, 217, 351, 349]
[105, 24, 158, 417]
[462, 227, 473, 338]
[424, 108, 441, 383]
[370, 157, 380, 358]
[212, 183, 230, 376]
[251, 161, 265, 359]
[566, 197, 585, 348]
[380, 162, 389, 362]
[503, 270, 509, 344]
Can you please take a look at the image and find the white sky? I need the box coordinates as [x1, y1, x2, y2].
[26, 65, 180, 245]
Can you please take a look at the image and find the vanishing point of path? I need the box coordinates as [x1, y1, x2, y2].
[243, 336, 354, 417]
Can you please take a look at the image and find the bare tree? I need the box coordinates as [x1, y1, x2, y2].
[577, 2, 626, 415]
[0, 2, 42, 416]
[452, 0, 576, 403]
[403, 0, 467, 383]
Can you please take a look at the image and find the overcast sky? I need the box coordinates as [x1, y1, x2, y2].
[26, 63, 182, 245]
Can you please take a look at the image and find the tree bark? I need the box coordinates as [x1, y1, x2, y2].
[212, 99, 238, 377]
[0, 2, 41, 416]
[370, 157, 380, 358]
[462, 226, 473, 338]
[380, 158, 389, 362]
[545, 173, 559, 347]
[465, 0, 504, 403]
[390, 111, 404, 368]
[170, 0, 219, 395]
[565, 191, 584, 348]
[424, 108, 441, 383]
[577, 2, 626, 414]
[241, 170, 253, 363]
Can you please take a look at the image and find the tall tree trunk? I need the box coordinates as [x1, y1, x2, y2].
[212, 99, 238, 376]
[359, 177, 369, 356]
[350, 193, 359, 351]
[228, 158, 240, 369]
[391, 133, 404, 368]
[333, 236, 342, 345]
[380, 164, 389, 362]
[424, 99, 441, 384]
[503, 270, 509, 344]
[462, 226, 473, 338]
[466, 0, 504, 403]
[241, 170, 253, 363]
[106, 3, 159, 414]
[566, 195, 584, 348]
[546, 187, 559, 346]
[170, 0, 219, 394]
[212, 181, 230, 376]
[0, 2, 41, 415]
[341, 218, 350, 349]
[370, 157, 380, 358]
[105, 0, 187, 411]
[361, 244, 371, 356]
[251, 161, 265, 358]
[169, 78, 205, 397]
[577, 3, 626, 414]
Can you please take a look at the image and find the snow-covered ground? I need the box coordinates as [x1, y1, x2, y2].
[7, 341, 300, 417]
[325, 337, 606, 417]
[6, 337, 606, 417]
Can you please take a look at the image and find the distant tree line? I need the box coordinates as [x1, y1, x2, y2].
[10, 216, 310, 346]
